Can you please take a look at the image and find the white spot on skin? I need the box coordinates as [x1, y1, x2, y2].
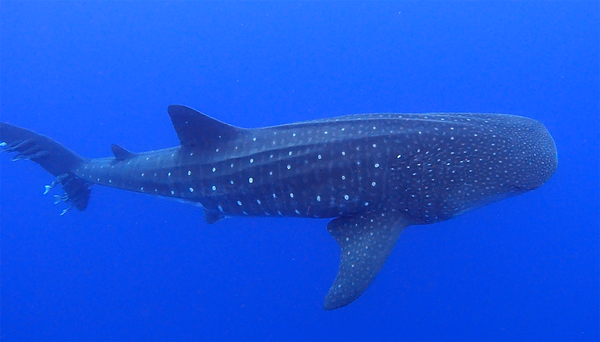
[290, 193, 294, 198]
[171, 190, 175, 195]
[374, 163, 380, 168]
[188, 171, 192, 176]
[287, 165, 291, 170]
[344, 195, 349, 200]
[257, 199, 261, 204]
[212, 167, 216, 172]
[189, 187, 194, 192]
[250, 158, 254, 163]
[212, 186, 217, 191]
[141, 173, 145, 177]
[168, 172, 171, 177]
[317, 196, 321, 202]
[249, 177, 254, 183]
[372, 182, 376, 187]
[318, 155, 322, 160]
[237, 201, 242, 206]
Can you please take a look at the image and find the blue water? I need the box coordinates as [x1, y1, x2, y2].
[1, 1, 598, 340]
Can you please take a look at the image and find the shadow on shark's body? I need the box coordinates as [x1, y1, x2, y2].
[0, 105, 557, 310]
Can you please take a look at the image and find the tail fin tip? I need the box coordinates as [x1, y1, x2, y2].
[1, 121, 92, 214]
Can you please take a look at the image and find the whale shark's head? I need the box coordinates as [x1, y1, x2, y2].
[394, 113, 558, 223]
[511, 117, 558, 191]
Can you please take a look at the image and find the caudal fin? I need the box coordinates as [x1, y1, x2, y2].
[0, 122, 92, 214]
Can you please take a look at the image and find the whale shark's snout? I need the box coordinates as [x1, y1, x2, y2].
[517, 118, 558, 190]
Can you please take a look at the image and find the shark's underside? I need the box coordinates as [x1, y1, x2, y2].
[0, 105, 557, 309]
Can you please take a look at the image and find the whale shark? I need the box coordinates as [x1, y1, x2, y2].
[0, 105, 557, 309]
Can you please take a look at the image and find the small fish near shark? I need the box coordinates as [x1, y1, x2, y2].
[0, 105, 557, 310]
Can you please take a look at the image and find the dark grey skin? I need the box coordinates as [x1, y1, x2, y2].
[0, 105, 557, 310]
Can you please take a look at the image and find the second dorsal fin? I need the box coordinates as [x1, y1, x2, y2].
[111, 144, 136, 161]
[167, 105, 243, 147]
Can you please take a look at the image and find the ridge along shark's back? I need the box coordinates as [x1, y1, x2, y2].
[0, 105, 557, 310]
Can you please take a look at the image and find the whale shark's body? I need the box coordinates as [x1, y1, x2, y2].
[0, 105, 557, 309]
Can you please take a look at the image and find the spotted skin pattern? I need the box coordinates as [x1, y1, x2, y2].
[0, 105, 557, 309]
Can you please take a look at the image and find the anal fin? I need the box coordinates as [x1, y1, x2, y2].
[324, 210, 410, 310]
[203, 208, 227, 224]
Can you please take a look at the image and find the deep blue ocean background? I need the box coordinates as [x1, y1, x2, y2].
[1, 1, 598, 340]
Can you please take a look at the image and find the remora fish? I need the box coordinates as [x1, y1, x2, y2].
[0, 105, 557, 309]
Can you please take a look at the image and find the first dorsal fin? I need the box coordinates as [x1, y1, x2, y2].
[167, 105, 243, 147]
[111, 144, 136, 161]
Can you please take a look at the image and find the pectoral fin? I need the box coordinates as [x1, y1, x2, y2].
[324, 210, 410, 310]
